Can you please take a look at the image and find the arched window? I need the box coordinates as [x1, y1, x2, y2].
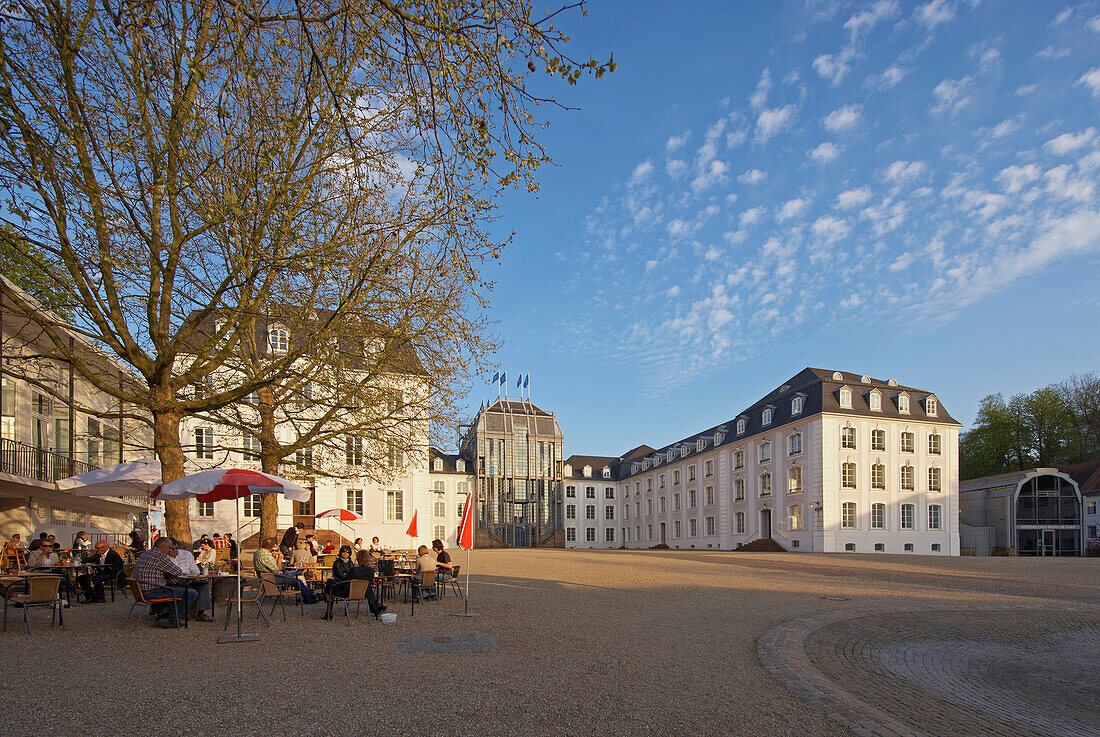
[841, 502, 857, 529]
[841, 462, 857, 489]
[839, 387, 853, 408]
[791, 396, 804, 415]
[762, 407, 773, 425]
[788, 466, 802, 494]
[788, 504, 803, 531]
[759, 472, 772, 496]
[871, 462, 886, 490]
[928, 433, 941, 455]
[736, 418, 746, 434]
[268, 327, 289, 352]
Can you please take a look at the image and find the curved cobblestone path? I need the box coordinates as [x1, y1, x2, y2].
[758, 606, 1100, 737]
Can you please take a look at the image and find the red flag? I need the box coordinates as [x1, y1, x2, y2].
[457, 493, 474, 550]
[405, 510, 418, 538]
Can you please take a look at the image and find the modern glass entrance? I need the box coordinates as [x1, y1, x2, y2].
[1015, 474, 1083, 556]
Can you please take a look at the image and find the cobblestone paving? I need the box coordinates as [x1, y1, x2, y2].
[392, 630, 499, 654]
[758, 605, 1100, 737]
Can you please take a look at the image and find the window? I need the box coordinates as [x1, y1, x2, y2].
[736, 418, 746, 434]
[841, 502, 856, 529]
[345, 436, 363, 466]
[347, 489, 364, 515]
[759, 442, 771, 463]
[705, 517, 715, 536]
[659, 497, 666, 513]
[926, 397, 938, 416]
[456, 459, 466, 473]
[566, 504, 576, 519]
[605, 505, 615, 520]
[734, 450, 744, 469]
[1088, 501, 1097, 515]
[688, 489, 697, 508]
[901, 503, 915, 530]
[845, 543, 856, 552]
[759, 472, 772, 496]
[762, 407, 773, 425]
[647, 524, 653, 540]
[735, 511, 745, 534]
[296, 446, 313, 471]
[871, 462, 886, 490]
[928, 433, 941, 455]
[433, 524, 446, 542]
[647, 478, 653, 491]
[196, 501, 214, 518]
[659, 474, 666, 489]
[646, 499, 653, 515]
[673, 470, 680, 485]
[433, 459, 443, 471]
[566, 486, 576, 498]
[241, 435, 260, 461]
[688, 465, 697, 481]
[268, 327, 289, 352]
[386, 490, 403, 521]
[840, 427, 856, 449]
[586, 486, 596, 499]
[295, 383, 313, 410]
[605, 528, 615, 543]
[635, 501, 641, 517]
[901, 431, 915, 453]
[875, 543, 885, 552]
[734, 478, 745, 501]
[673, 492, 681, 511]
[244, 494, 262, 517]
[585, 505, 596, 520]
[387, 444, 403, 469]
[901, 465, 914, 490]
[433, 499, 446, 517]
[791, 396, 804, 415]
[689, 518, 697, 537]
[705, 486, 714, 505]
[704, 460, 714, 477]
[871, 503, 886, 529]
[457, 499, 465, 518]
[841, 462, 856, 489]
[931, 543, 941, 552]
[789, 433, 802, 456]
[839, 387, 852, 408]
[566, 528, 576, 542]
[869, 391, 881, 412]
[898, 393, 910, 414]
[904, 543, 914, 552]
[928, 504, 942, 530]
[585, 528, 596, 543]
[871, 429, 886, 451]
[194, 427, 214, 459]
[788, 467, 802, 494]
[788, 504, 803, 531]
[603, 467, 611, 478]
[674, 520, 682, 538]
[928, 467, 941, 492]
[605, 487, 615, 499]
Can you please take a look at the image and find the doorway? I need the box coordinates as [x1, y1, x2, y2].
[761, 508, 772, 539]
[659, 522, 666, 545]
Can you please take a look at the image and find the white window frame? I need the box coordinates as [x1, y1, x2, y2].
[871, 503, 886, 529]
[194, 427, 214, 460]
[901, 503, 915, 530]
[928, 504, 942, 530]
[347, 488, 364, 515]
[841, 462, 857, 489]
[759, 472, 772, 497]
[735, 511, 745, 534]
[841, 427, 856, 450]
[788, 466, 802, 494]
[841, 502, 857, 529]
[871, 429, 886, 452]
[788, 433, 802, 456]
[386, 490, 404, 521]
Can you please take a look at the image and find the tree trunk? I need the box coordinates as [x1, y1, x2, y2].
[258, 385, 279, 542]
[153, 407, 192, 546]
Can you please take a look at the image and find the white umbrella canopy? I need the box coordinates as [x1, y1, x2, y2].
[57, 457, 163, 496]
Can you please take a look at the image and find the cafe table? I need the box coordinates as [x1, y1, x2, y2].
[176, 572, 234, 627]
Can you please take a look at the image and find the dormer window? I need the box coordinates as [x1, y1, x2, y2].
[564, 464, 573, 477]
[696, 439, 706, 452]
[602, 467, 611, 478]
[887, 378, 898, 387]
[791, 395, 804, 415]
[839, 386, 853, 409]
[762, 407, 774, 426]
[583, 465, 592, 478]
[268, 327, 289, 353]
[898, 392, 910, 414]
[714, 432, 724, 445]
[666, 450, 675, 462]
[433, 459, 443, 471]
[736, 418, 746, 434]
[869, 390, 882, 412]
[632, 462, 640, 474]
[925, 396, 938, 416]
[831, 371, 843, 380]
[456, 459, 466, 473]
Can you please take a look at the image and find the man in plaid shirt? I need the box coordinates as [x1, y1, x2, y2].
[132, 538, 197, 628]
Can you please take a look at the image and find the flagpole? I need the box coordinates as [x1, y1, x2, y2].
[450, 493, 478, 618]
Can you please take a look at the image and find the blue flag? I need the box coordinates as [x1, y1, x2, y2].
[524, 375, 529, 389]
[500, 371, 506, 386]
[491, 371, 498, 385]
[517, 374, 522, 388]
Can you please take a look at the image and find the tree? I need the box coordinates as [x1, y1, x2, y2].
[1058, 372, 1100, 462]
[960, 393, 1015, 479]
[0, 0, 611, 543]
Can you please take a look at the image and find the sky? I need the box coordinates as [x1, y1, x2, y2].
[458, 0, 1100, 458]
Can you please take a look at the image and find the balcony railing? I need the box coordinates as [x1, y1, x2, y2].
[0, 437, 97, 483]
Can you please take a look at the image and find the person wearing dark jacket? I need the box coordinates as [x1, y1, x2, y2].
[76, 540, 125, 603]
[279, 523, 302, 558]
[320, 545, 385, 620]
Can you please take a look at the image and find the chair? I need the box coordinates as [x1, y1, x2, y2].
[2, 542, 26, 570]
[121, 579, 183, 631]
[259, 573, 303, 621]
[5, 575, 64, 634]
[215, 548, 230, 563]
[442, 565, 464, 599]
[331, 579, 372, 626]
[223, 584, 270, 630]
[415, 570, 437, 603]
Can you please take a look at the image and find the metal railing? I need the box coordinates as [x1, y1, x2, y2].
[0, 436, 97, 483]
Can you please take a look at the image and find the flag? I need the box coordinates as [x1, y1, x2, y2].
[491, 371, 498, 385]
[500, 371, 506, 386]
[517, 374, 522, 388]
[457, 493, 474, 550]
[524, 374, 529, 389]
[406, 510, 418, 538]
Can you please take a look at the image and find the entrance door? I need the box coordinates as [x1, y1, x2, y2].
[292, 491, 315, 530]
[659, 522, 666, 544]
[513, 525, 528, 547]
[1041, 529, 1055, 556]
[761, 509, 772, 539]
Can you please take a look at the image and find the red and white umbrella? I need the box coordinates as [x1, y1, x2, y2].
[315, 507, 359, 539]
[154, 468, 311, 644]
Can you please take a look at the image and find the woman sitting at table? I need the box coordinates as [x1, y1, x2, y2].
[195, 538, 217, 568]
[352, 537, 364, 553]
[368, 536, 384, 553]
[413, 544, 436, 603]
[320, 545, 356, 620]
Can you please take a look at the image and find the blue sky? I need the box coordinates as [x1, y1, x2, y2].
[463, 0, 1100, 458]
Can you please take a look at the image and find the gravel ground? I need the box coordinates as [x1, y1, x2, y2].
[2, 550, 1097, 736]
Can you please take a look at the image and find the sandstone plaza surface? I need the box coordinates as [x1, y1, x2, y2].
[3, 549, 1097, 736]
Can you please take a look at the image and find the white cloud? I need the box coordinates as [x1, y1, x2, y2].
[628, 160, 654, 187]
[930, 76, 973, 115]
[666, 159, 688, 179]
[1078, 68, 1100, 99]
[839, 293, 863, 309]
[738, 169, 768, 185]
[666, 219, 691, 237]
[1044, 165, 1095, 202]
[812, 215, 851, 243]
[1016, 83, 1038, 96]
[1051, 7, 1072, 26]
[990, 117, 1022, 138]
[777, 197, 811, 222]
[666, 132, 690, 153]
[739, 207, 766, 227]
[750, 68, 772, 111]
[755, 105, 797, 143]
[867, 64, 907, 89]
[666, 285, 681, 298]
[1044, 128, 1097, 156]
[1089, 15, 1100, 33]
[822, 104, 863, 132]
[809, 142, 842, 163]
[813, 49, 855, 86]
[996, 164, 1041, 194]
[645, 259, 659, 273]
[882, 160, 927, 184]
[844, 1, 901, 40]
[726, 128, 748, 148]
[915, 0, 956, 30]
[889, 252, 915, 271]
[1035, 45, 1070, 61]
[705, 246, 723, 261]
[836, 186, 873, 209]
[692, 118, 731, 192]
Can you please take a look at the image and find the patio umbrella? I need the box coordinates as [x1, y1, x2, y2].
[58, 458, 163, 545]
[315, 508, 359, 539]
[153, 468, 311, 644]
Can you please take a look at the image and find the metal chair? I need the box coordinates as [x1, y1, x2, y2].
[442, 565, 464, 599]
[331, 579, 372, 626]
[121, 578, 182, 631]
[415, 570, 438, 602]
[5, 575, 64, 634]
[259, 573, 303, 620]
[223, 583, 270, 629]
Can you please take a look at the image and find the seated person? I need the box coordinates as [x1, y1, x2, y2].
[26, 539, 59, 569]
[76, 540, 124, 603]
[191, 534, 212, 553]
[132, 538, 197, 628]
[432, 539, 454, 583]
[128, 531, 146, 554]
[290, 541, 314, 568]
[321, 541, 336, 554]
[413, 544, 435, 602]
[304, 534, 319, 557]
[169, 537, 214, 622]
[72, 531, 93, 551]
[195, 538, 217, 568]
[253, 538, 317, 604]
[321, 545, 384, 620]
[368, 536, 384, 553]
